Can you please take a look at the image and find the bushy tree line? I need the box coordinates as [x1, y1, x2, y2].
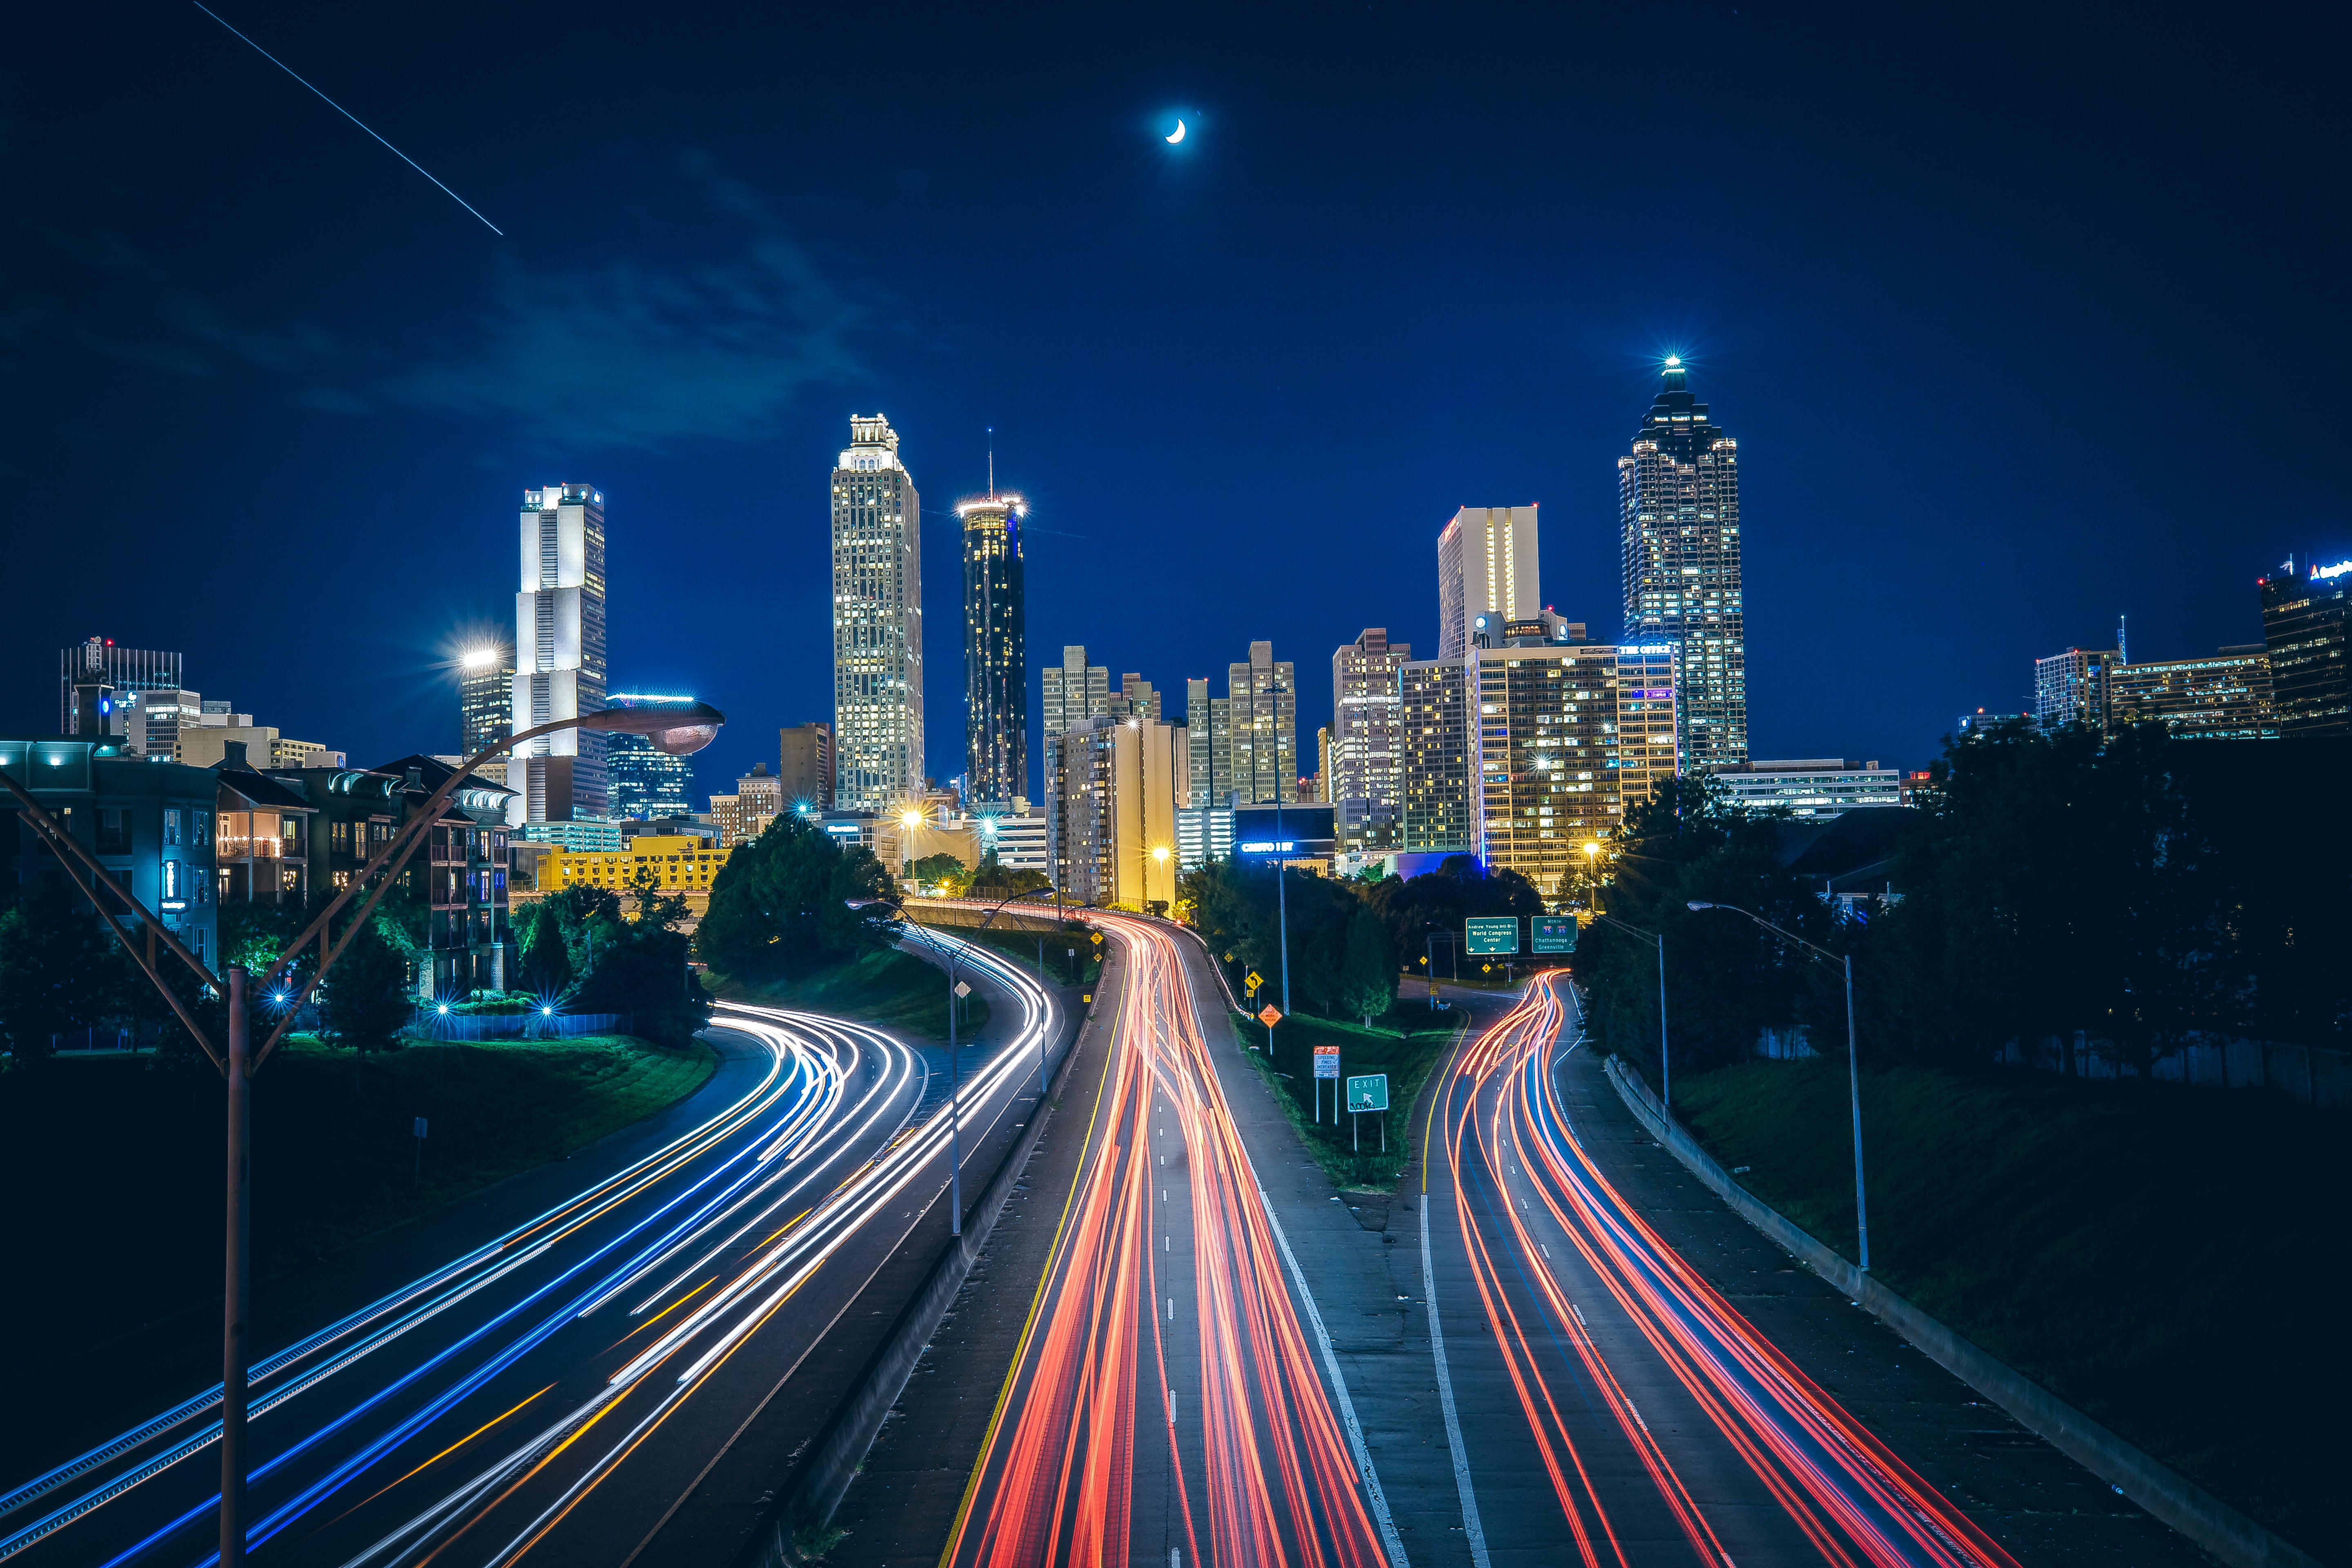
[511, 880, 710, 1050]
[1182, 854, 1543, 1027]
[1584, 726, 2352, 1083]
[695, 813, 898, 983]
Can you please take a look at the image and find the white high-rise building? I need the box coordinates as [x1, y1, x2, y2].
[511, 484, 608, 824]
[1437, 505, 1541, 659]
[831, 415, 924, 811]
[1330, 628, 1410, 845]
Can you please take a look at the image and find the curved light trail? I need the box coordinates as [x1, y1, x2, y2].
[3, 929, 1057, 1568]
[945, 913, 1396, 1568]
[1437, 971, 2022, 1568]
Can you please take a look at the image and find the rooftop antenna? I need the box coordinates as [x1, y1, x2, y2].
[2117, 613, 2128, 664]
[987, 427, 994, 496]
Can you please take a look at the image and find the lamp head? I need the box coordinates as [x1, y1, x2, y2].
[1583, 841, 1601, 858]
[900, 809, 922, 829]
[1687, 901, 1715, 911]
[581, 698, 724, 757]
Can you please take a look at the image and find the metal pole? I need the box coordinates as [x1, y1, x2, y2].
[221, 967, 251, 1568]
[1845, 954, 1870, 1272]
[947, 954, 962, 1239]
[1657, 933, 1670, 1112]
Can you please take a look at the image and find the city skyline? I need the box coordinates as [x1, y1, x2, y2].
[4, 7, 2343, 801]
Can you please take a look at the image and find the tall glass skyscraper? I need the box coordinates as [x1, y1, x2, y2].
[831, 416, 924, 811]
[958, 486, 1027, 806]
[512, 485, 608, 822]
[1620, 357, 1746, 771]
[459, 643, 513, 786]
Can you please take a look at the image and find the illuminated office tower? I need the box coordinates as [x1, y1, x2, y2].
[459, 644, 513, 787]
[58, 637, 183, 739]
[1620, 357, 1745, 771]
[958, 486, 1028, 806]
[2259, 558, 2351, 736]
[831, 415, 924, 811]
[511, 485, 608, 822]
[1331, 628, 1411, 844]
[1185, 676, 1233, 808]
[1437, 507, 1540, 659]
[1042, 646, 1112, 739]
[1225, 641, 1296, 805]
[2033, 647, 2120, 732]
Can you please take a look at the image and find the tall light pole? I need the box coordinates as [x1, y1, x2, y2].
[1688, 901, 1870, 1272]
[0, 698, 724, 1566]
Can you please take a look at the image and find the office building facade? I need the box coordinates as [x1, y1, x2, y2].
[1620, 358, 1745, 771]
[606, 730, 695, 819]
[959, 490, 1029, 806]
[1437, 507, 1540, 660]
[1330, 628, 1411, 847]
[1226, 641, 1296, 806]
[1185, 676, 1233, 809]
[511, 483, 609, 823]
[58, 639, 183, 739]
[1045, 715, 1186, 907]
[1042, 646, 1112, 742]
[1717, 759, 1903, 817]
[832, 416, 924, 811]
[2258, 559, 2350, 737]
[2034, 647, 2120, 733]
[778, 722, 835, 810]
[459, 645, 514, 786]
[1400, 633, 1680, 896]
[2106, 647, 2277, 741]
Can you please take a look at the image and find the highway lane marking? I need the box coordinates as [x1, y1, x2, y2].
[1420, 1193, 1493, 1568]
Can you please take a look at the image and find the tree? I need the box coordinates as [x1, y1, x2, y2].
[0, 882, 140, 1063]
[967, 852, 1051, 898]
[572, 883, 711, 1049]
[1338, 903, 1398, 1027]
[909, 852, 971, 896]
[319, 917, 413, 1056]
[696, 813, 897, 983]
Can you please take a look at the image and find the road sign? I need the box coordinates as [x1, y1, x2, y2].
[1532, 915, 1578, 953]
[1312, 1046, 1340, 1079]
[953, 980, 972, 998]
[1091, 931, 1104, 945]
[1258, 1004, 1283, 1027]
[412, 1117, 428, 1139]
[1245, 970, 1263, 992]
[1345, 1074, 1389, 1112]
[1465, 916, 1519, 955]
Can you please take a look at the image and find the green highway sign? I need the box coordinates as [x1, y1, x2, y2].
[1531, 915, 1578, 953]
[1345, 1074, 1390, 1113]
[1465, 916, 1519, 956]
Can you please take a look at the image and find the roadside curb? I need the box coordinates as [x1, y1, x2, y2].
[734, 944, 1106, 1568]
[1599, 1051, 2321, 1568]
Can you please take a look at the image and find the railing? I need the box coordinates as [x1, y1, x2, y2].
[404, 1011, 633, 1041]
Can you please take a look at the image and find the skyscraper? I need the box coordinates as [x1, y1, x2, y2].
[2033, 647, 2120, 732]
[831, 415, 924, 811]
[958, 487, 1028, 806]
[1330, 627, 1411, 845]
[58, 637, 182, 738]
[606, 730, 694, 818]
[1437, 507, 1540, 659]
[2259, 558, 2351, 736]
[512, 484, 608, 823]
[1225, 641, 1296, 805]
[1042, 646, 1112, 740]
[779, 722, 835, 809]
[459, 644, 514, 786]
[1185, 676, 1233, 808]
[1620, 358, 1746, 771]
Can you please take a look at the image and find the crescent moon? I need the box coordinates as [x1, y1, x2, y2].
[1166, 119, 1186, 144]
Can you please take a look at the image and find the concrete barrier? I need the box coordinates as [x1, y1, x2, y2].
[735, 950, 1104, 1568]
[1601, 1054, 2322, 1568]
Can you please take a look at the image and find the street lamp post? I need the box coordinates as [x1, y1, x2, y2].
[873, 885, 1062, 1238]
[1688, 901, 1870, 1272]
[0, 699, 723, 1566]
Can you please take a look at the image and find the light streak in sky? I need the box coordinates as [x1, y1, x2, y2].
[189, 2, 505, 235]
[1441, 971, 2024, 1568]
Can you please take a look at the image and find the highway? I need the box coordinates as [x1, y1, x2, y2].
[0, 928, 1054, 1568]
[944, 911, 1403, 1568]
[1428, 969, 2022, 1568]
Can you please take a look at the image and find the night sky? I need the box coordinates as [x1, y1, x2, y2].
[5, 3, 2344, 798]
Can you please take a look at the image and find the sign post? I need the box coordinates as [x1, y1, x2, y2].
[412, 1116, 427, 1187]
[1312, 1045, 1340, 1122]
[1345, 1073, 1389, 1152]
[1257, 1002, 1282, 1055]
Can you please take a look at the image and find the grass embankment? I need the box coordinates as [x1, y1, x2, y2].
[1232, 1005, 1459, 1187]
[1675, 1060, 2349, 1560]
[723, 948, 991, 1041]
[0, 1035, 715, 1360]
